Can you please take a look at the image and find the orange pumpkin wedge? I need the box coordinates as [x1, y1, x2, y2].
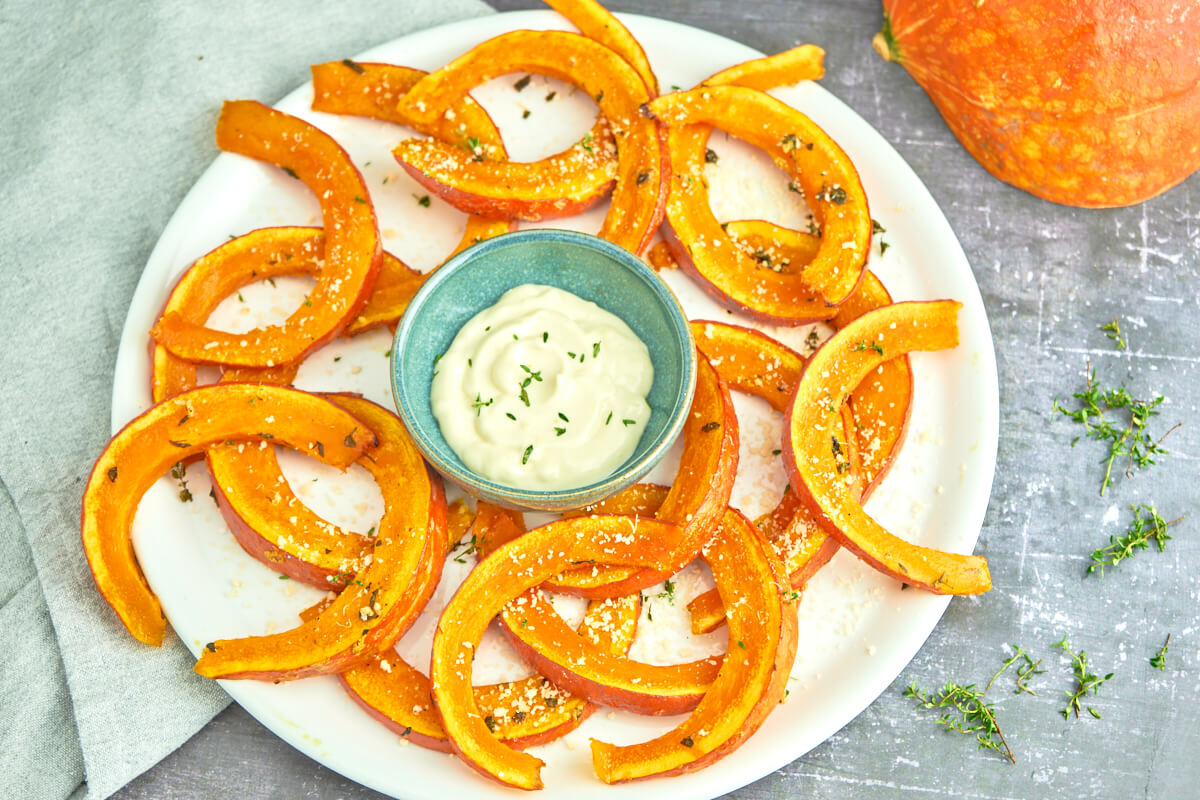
[396, 30, 666, 255]
[544, 0, 659, 95]
[340, 591, 639, 752]
[701, 43, 825, 91]
[472, 497, 720, 716]
[149, 227, 412, 402]
[194, 395, 447, 679]
[81, 384, 375, 645]
[783, 301, 991, 594]
[309, 59, 513, 264]
[651, 85, 871, 318]
[543, 350, 737, 597]
[590, 508, 797, 782]
[429, 515, 674, 790]
[150, 101, 382, 367]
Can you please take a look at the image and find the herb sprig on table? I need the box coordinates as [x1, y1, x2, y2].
[1150, 634, 1171, 670]
[1052, 362, 1176, 495]
[1053, 637, 1113, 719]
[1087, 504, 1184, 576]
[987, 643, 1045, 696]
[904, 682, 1015, 763]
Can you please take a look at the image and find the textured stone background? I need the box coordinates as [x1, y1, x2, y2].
[115, 1, 1199, 798]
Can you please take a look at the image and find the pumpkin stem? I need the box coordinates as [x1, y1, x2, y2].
[872, 16, 900, 63]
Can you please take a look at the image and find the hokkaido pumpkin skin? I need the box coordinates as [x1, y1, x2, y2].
[874, 0, 1200, 207]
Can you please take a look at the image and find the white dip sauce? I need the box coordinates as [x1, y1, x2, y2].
[431, 284, 653, 491]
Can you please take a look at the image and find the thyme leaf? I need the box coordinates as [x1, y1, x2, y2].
[1150, 634, 1170, 670]
[986, 643, 1044, 696]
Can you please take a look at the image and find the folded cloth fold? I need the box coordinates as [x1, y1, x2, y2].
[0, 1, 492, 798]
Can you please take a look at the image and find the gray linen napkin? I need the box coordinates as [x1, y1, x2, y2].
[0, 1, 492, 797]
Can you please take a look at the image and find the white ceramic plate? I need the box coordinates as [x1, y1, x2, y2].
[111, 10, 998, 800]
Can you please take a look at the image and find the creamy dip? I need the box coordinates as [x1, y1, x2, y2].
[430, 284, 653, 490]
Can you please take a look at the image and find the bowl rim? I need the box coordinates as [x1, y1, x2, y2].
[390, 228, 697, 503]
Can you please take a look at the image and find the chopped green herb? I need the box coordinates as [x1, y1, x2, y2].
[578, 133, 594, 153]
[354, 195, 366, 204]
[853, 340, 885, 355]
[592, 341, 601, 358]
[506, 412, 516, 421]
[605, 411, 613, 425]
[702, 421, 721, 433]
[513, 74, 532, 91]
[283, 166, 300, 180]
[545, 91, 557, 102]
[341, 58, 365, 74]
[543, 331, 549, 343]
[622, 419, 636, 426]
[737, 640, 746, 649]
[555, 427, 566, 436]
[471, 394, 494, 417]
[705, 148, 719, 164]
[522, 445, 533, 465]
[558, 412, 569, 422]
[415, 194, 431, 207]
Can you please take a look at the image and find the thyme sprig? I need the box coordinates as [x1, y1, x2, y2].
[1087, 504, 1184, 576]
[986, 643, 1045, 696]
[1052, 636, 1112, 719]
[1100, 318, 1126, 350]
[904, 682, 1014, 763]
[1051, 361, 1177, 495]
[1150, 634, 1171, 670]
[452, 534, 485, 564]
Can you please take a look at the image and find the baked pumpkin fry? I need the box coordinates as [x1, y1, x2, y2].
[81, 384, 376, 646]
[194, 395, 447, 679]
[481, 497, 721, 716]
[543, 350, 737, 597]
[151, 101, 382, 367]
[784, 301, 991, 594]
[591, 508, 798, 782]
[309, 59, 513, 265]
[396, 30, 666, 255]
[430, 515, 674, 790]
[340, 593, 639, 751]
[544, 0, 659, 95]
[651, 84, 872, 318]
[149, 227, 410, 402]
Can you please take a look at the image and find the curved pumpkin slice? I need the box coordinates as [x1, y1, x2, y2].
[783, 301, 991, 594]
[544, 350, 737, 597]
[544, 0, 659, 95]
[831, 271, 914, 494]
[194, 395, 447, 679]
[702, 44, 825, 90]
[81, 384, 375, 645]
[309, 59, 512, 264]
[149, 227, 413, 401]
[151, 227, 321, 403]
[151, 101, 382, 367]
[430, 515, 673, 790]
[690, 318, 804, 413]
[397, 30, 666, 255]
[470, 499, 718, 716]
[652, 85, 871, 318]
[206, 394, 387, 589]
[591, 508, 797, 782]
[340, 592, 638, 752]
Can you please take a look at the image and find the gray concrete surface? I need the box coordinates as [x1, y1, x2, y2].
[113, 1, 1199, 799]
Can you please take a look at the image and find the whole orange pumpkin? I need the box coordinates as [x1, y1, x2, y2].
[873, 0, 1200, 208]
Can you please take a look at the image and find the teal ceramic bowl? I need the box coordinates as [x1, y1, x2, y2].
[391, 229, 695, 512]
